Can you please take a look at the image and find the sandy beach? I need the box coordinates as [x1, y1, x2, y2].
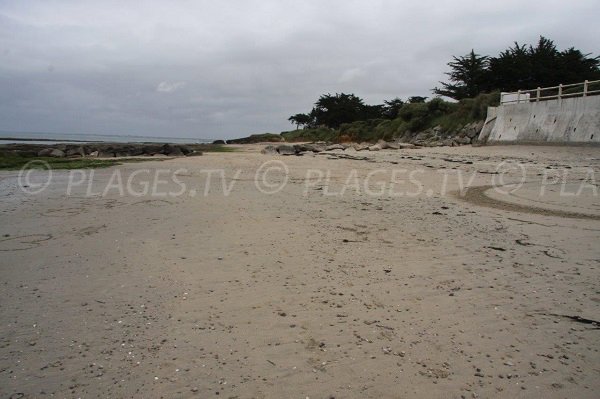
[1, 144, 599, 398]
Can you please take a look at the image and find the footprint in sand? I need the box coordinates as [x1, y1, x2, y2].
[75, 224, 107, 237]
[42, 207, 84, 217]
[129, 199, 173, 207]
[0, 234, 53, 251]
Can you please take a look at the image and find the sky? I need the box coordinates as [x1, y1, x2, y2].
[0, 0, 599, 140]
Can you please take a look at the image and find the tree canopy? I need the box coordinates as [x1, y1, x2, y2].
[288, 36, 599, 131]
[434, 36, 600, 99]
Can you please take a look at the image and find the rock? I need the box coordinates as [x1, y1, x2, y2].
[122, 146, 144, 156]
[179, 146, 193, 155]
[141, 144, 163, 156]
[185, 151, 203, 156]
[48, 149, 65, 158]
[168, 147, 184, 156]
[353, 142, 371, 151]
[325, 144, 346, 151]
[37, 148, 54, 157]
[415, 129, 434, 141]
[297, 143, 326, 153]
[457, 136, 471, 145]
[89, 151, 99, 157]
[162, 144, 184, 156]
[98, 151, 115, 158]
[261, 145, 277, 154]
[396, 142, 416, 149]
[378, 140, 399, 150]
[368, 144, 382, 151]
[466, 121, 484, 138]
[306, 143, 326, 152]
[212, 139, 226, 144]
[441, 139, 454, 147]
[276, 145, 297, 155]
[66, 146, 85, 157]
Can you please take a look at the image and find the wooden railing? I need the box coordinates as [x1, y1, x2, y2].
[500, 79, 600, 104]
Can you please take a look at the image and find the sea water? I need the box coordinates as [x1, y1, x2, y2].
[0, 131, 213, 145]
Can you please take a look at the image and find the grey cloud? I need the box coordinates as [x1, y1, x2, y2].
[0, 0, 598, 139]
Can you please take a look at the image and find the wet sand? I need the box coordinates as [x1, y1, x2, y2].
[0, 145, 599, 398]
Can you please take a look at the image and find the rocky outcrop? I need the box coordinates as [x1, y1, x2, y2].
[404, 121, 485, 147]
[1, 143, 210, 158]
[260, 120, 486, 156]
[227, 133, 283, 144]
[37, 148, 66, 157]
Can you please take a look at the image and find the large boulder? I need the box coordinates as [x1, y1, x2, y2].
[378, 140, 399, 150]
[456, 136, 471, 145]
[353, 142, 371, 151]
[179, 145, 193, 155]
[276, 145, 297, 155]
[48, 149, 65, 157]
[325, 144, 346, 151]
[66, 146, 85, 157]
[368, 143, 382, 151]
[414, 129, 434, 142]
[37, 148, 54, 157]
[465, 121, 484, 138]
[295, 143, 326, 153]
[168, 147, 184, 156]
[261, 145, 277, 154]
[142, 144, 163, 156]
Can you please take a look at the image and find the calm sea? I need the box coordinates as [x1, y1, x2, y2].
[0, 131, 213, 145]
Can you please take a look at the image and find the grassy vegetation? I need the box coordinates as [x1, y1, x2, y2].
[0, 154, 132, 171]
[281, 92, 500, 143]
[227, 133, 283, 144]
[198, 144, 237, 152]
[280, 127, 336, 142]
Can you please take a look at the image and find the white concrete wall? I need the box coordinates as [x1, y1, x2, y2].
[480, 95, 600, 144]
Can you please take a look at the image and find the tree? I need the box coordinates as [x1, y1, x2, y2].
[288, 113, 312, 129]
[311, 93, 367, 128]
[383, 97, 404, 119]
[408, 96, 428, 104]
[361, 104, 386, 120]
[487, 42, 530, 91]
[487, 36, 599, 91]
[433, 50, 489, 100]
[558, 48, 600, 84]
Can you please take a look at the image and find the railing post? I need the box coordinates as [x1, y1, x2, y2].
[558, 84, 562, 100]
[536, 87, 540, 102]
[583, 80, 588, 97]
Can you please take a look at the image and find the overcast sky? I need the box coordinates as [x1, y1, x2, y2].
[1, 0, 598, 140]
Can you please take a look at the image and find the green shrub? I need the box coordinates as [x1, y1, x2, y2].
[279, 92, 500, 144]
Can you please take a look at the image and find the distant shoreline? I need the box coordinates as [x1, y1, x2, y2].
[0, 137, 102, 143]
[0, 137, 211, 145]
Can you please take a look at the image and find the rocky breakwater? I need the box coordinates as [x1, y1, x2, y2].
[260, 121, 485, 156]
[401, 121, 484, 147]
[261, 141, 418, 156]
[0, 143, 205, 158]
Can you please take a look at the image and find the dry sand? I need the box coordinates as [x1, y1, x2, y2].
[0, 145, 599, 398]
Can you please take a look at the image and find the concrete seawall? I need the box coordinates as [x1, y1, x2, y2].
[479, 95, 600, 144]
